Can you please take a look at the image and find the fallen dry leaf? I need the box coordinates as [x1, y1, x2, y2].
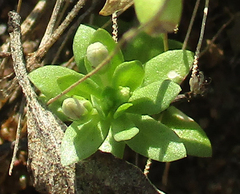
[99, 0, 134, 16]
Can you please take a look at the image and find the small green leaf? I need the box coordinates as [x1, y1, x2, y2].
[28, 65, 81, 120]
[114, 127, 139, 142]
[112, 60, 144, 91]
[128, 80, 181, 114]
[123, 32, 182, 64]
[99, 129, 125, 158]
[126, 114, 186, 162]
[143, 50, 194, 86]
[73, 25, 96, 71]
[112, 115, 139, 142]
[101, 87, 116, 113]
[61, 117, 109, 166]
[113, 103, 133, 119]
[29, 65, 74, 100]
[91, 95, 106, 118]
[160, 106, 212, 157]
[57, 74, 101, 99]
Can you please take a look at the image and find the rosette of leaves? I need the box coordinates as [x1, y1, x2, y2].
[29, 25, 211, 166]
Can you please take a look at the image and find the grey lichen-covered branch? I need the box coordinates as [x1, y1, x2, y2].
[8, 10, 75, 194]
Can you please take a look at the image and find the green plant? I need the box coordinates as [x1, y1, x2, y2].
[28, 1, 211, 166]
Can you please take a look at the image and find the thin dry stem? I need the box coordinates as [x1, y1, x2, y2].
[17, 0, 23, 13]
[52, 1, 96, 64]
[189, 0, 209, 96]
[0, 0, 48, 75]
[27, 0, 87, 70]
[39, 0, 65, 48]
[9, 99, 25, 175]
[21, 0, 48, 37]
[162, 162, 171, 189]
[182, 0, 201, 50]
[200, 14, 234, 57]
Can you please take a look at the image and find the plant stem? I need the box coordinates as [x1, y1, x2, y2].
[39, 0, 65, 48]
[182, 0, 201, 50]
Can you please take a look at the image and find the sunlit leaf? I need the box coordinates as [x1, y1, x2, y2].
[143, 50, 194, 85]
[61, 118, 109, 165]
[160, 106, 212, 157]
[128, 80, 181, 114]
[99, 129, 125, 158]
[126, 114, 186, 162]
[112, 115, 139, 141]
[28, 65, 82, 120]
[112, 60, 144, 91]
[57, 74, 101, 99]
[113, 103, 133, 119]
[73, 25, 96, 72]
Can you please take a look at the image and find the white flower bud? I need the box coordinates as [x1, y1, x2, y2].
[86, 42, 109, 68]
[62, 97, 92, 120]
